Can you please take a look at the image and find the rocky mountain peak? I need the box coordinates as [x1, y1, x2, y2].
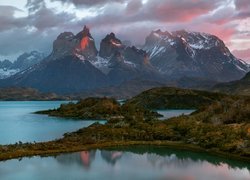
[99, 32, 124, 58]
[52, 26, 98, 61]
[76, 25, 92, 39]
[143, 29, 249, 81]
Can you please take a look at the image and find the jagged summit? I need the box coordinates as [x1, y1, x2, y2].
[76, 25, 92, 39]
[143, 29, 249, 81]
[52, 25, 98, 61]
[99, 32, 124, 58]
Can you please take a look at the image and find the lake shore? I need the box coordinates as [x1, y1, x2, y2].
[1, 140, 250, 163]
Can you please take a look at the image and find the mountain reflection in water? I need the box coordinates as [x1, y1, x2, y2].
[0, 146, 249, 180]
[56, 150, 123, 169]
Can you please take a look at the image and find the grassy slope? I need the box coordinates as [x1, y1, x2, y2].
[125, 87, 228, 109]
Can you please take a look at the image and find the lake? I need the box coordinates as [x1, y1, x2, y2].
[0, 101, 105, 145]
[0, 101, 249, 179]
[0, 146, 249, 180]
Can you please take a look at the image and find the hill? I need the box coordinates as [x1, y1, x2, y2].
[125, 87, 228, 109]
[0, 87, 67, 101]
[213, 72, 250, 95]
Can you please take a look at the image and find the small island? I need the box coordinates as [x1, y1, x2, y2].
[0, 87, 249, 162]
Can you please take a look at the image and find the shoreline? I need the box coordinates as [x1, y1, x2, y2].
[1, 140, 250, 163]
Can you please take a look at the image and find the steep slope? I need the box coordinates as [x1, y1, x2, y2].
[52, 25, 98, 61]
[1, 55, 108, 94]
[0, 60, 19, 79]
[12, 51, 45, 70]
[0, 26, 109, 93]
[0, 51, 45, 79]
[143, 30, 249, 82]
[213, 72, 250, 95]
[98, 33, 161, 84]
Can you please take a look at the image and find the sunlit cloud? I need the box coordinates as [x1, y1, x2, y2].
[0, 0, 250, 62]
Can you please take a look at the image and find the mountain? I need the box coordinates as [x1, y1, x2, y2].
[0, 27, 109, 93]
[143, 30, 249, 82]
[97, 33, 161, 84]
[0, 27, 161, 93]
[0, 60, 18, 79]
[0, 60, 12, 69]
[12, 51, 45, 70]
[0, 51, 45, 79]
[0, 26, 249, 94]
[213, 72, 250, 95]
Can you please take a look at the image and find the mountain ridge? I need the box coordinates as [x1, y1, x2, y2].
[0, 26, 249, 94]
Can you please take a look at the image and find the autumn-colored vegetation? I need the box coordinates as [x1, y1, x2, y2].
[1, 87, 249, 162]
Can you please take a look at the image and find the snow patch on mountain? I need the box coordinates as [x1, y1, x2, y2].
[0, 68, 19, 79]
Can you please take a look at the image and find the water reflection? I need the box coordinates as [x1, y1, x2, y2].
[54, 147, 250, 172]
[56, 150, 123, 168]
[0, 146, 249, 180]
[101, 150, 123, 165]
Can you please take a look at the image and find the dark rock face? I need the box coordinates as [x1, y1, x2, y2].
[52, 26, 98, 61]
[143, 30, 249, 82]
[99, 33, 124, 58]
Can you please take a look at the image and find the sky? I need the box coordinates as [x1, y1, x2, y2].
[0, 0, 250, 62]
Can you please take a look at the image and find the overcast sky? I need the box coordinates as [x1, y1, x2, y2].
[0, 0, 250, 62]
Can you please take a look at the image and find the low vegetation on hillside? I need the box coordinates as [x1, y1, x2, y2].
[125, 87, 228, 109]
[0, 87, 249, 162]
[37, 97, 160, 120]
[0, 87, 68, 101]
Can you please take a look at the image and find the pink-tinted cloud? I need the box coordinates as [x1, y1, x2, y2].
[1, 0, 250, 59]
[233, 49, 250, 62]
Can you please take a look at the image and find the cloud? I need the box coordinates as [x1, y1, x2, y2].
[52, 0, 127, 7]
[26, 0, 45, 14]
[0, 0, 250, 59]
[0, 6, 27, 31]
[234, 0, 250, 19]
[233, 48, 250, 62]
[0, 28, 56, 58]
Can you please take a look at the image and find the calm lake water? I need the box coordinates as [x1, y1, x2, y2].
[0, 102, 249, 179]
[0, 146, 249, 180]
[0, 101, 105, 145]
[157, 109, 196, 120]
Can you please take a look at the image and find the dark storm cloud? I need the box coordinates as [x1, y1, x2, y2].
[0, 6, 26, 31]
[1, 0, 250, 60]
[28, 7, 75, 30]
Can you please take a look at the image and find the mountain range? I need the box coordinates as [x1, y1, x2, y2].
[0, 26, 249, 94]
[0, 51, 45, 79]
